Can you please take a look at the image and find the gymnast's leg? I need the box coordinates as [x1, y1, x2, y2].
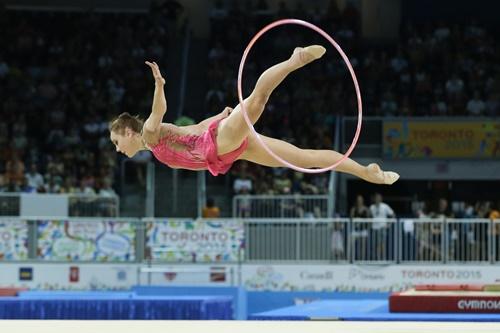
[239, 134, 400, 184]
[216, 45, 326, 155]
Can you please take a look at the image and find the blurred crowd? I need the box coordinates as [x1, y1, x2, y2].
[207, 0, 500, 201]
[0, 3, 180, 196]
[1, 1, 499, 222]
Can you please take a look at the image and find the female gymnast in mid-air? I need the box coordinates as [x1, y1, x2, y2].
[109, 45, 399, 184]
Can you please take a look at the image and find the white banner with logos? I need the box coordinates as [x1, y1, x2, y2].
[2, 263, 500, 291]
[0, 263, 137, 290]
[136, 265, 236, 286]
[0, 263, 237, 290]
[242, 264, 500, 292]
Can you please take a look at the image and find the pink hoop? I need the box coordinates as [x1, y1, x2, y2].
[237, 18, 362, 173]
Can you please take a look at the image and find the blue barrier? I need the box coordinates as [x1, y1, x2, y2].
[247, 291, 389, 316]
[132, 285, 247, 320]
[1, 292, 232, 319]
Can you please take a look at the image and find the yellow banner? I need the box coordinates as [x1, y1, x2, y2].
[383, 121, 500, 158]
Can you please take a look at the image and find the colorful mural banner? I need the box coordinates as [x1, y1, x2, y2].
[0, 219, 28, 260]
[383, 120, 500, 159]
[146, 219, 244, 262]
[37, 220, 135, 261]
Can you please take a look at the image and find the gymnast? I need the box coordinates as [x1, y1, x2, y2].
[109, 45, 399, 184]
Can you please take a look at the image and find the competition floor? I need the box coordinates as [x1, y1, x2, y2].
[249, 299, 500, 321]
[0, 320, 499, 333]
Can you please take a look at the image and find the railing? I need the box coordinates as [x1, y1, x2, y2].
[233, 195, 331, 218]
[68, 194, 120, 217]
[0, 217, 498, 264]
[0, 193, 120, 217]
[245, 218, 349, 262]
[351, 218, 398, 263]
[244, 218, 498, 264]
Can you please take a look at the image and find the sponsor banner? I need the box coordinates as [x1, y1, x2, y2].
[37, 220, 135, 261]
[242, 265, 500, 292]
[1, 263, 499, 291]
[383, 120, 500, 159]
[0, 263, 136, 290]
[391, 293, 500, 313]
[146, 219, 244, 262]
[458, 299, 500, 311]
[69, 266, 80, 283]
[19, 267, 33, 281]
[0, 219, 29, 260]
[138, 265, 234, 286]
[0, 263, 236, 289]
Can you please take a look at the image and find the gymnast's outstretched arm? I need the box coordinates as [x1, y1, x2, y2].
[143, 61, 167, 133]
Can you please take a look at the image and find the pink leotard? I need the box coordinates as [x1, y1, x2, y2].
[149, 118, 248, 176]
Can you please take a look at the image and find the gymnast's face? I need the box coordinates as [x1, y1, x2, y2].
[110, 128, 139, 158]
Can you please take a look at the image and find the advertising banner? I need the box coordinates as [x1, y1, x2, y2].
[146, 219, 244, 262]
[37, 219, 135, 261]
[0, 219, 28, 260]
[383, 120, 500, 158]
[242, 264, 500, 292]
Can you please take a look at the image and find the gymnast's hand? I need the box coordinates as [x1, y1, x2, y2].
[145, 61, 166, 85]
[222, 106, 233, 117]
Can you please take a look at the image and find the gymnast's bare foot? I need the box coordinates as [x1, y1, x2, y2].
[364, 163, 400, 185]
[290, 45, 326, 69]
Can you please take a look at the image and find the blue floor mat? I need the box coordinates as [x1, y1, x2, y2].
[249, 300, 500, 322]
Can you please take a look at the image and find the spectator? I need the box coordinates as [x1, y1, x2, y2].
[462, 202, 477, 218]
[430, 198, 454, 218]
[476, 201, 492, 219]
[380, 92, 398, 116]
[19, 177, 36, 193]
[25, 163, 44, 192]
[202, 197, 221, 218]
[5, 152, 25, 184]
[489, 200, 500, 220]
[273, 169, 292, 194]
[369, 193, 395, 260]
[331, 222, 345, 260]
[350, 194, 371, 218]
[60, 176, 78, 194]
[485, 92, 499, 117]
[369, 193, 395, 219]
[445, 74, 465, 99]
[235, 187, 251, 218]
[233, 171, 253, 195]
[0, 175, 6, 192]
[350, 194, 370, 260]
[390, 48, 408, 73]
[98, 177, 118, 216]
[466, 91, 486, 116]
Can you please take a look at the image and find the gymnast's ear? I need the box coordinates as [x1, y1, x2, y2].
[124, 127, 135, 137]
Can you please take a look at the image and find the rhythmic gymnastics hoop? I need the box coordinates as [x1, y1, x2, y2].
[237, 18, 362, 173]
